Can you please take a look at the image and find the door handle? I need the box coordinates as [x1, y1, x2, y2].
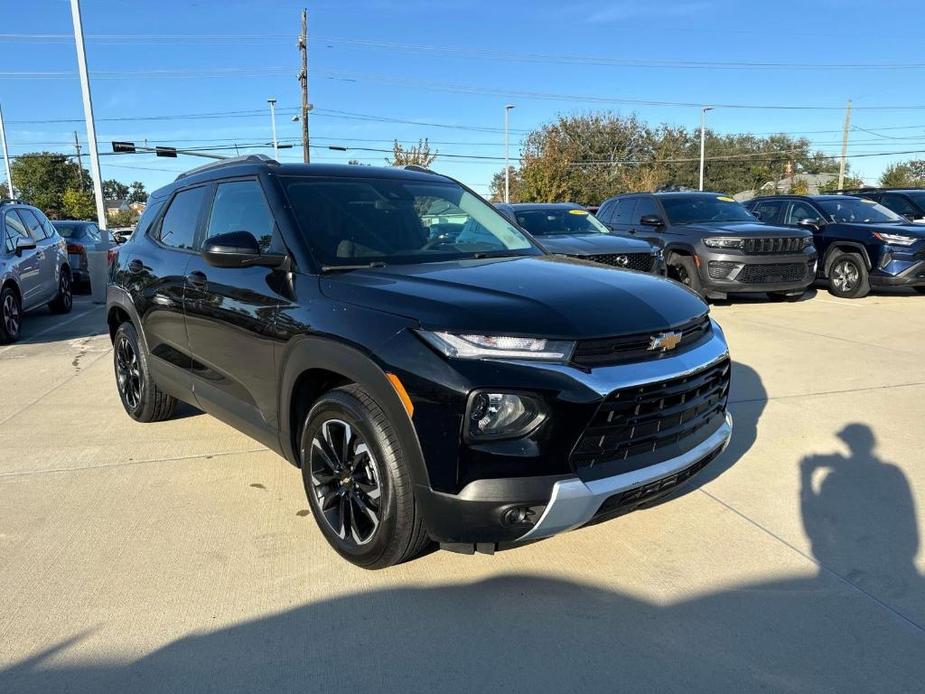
[185, 270, 207, 288]
[128, 258, 144, 273]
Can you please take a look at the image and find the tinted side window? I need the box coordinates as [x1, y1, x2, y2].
[751, 200, 784, 225]
[4, 211, 30, 253]
[17, 209, 48, 240]
[206, 179, 279, 253]
[156, 187, 207, 250]
[596, 201, 614, 224]
[786, 201, 820, 225]
[612, 198, 637, 225]
[34, 209, 59, 240]
[136, 199, 165, 241]
[634, 196, 660, 221]
[880, 193, 917, 217]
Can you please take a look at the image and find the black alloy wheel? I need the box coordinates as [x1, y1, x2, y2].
[0, 287, 21, 343]
[115, 333, 142, 411]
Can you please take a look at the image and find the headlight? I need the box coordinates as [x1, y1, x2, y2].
[418, 331, 575, 361]
[466, 391, 547, 441]
[703, 237, 744, 250]
[873, 231, 918, 246]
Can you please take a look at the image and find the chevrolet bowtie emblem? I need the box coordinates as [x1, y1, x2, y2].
[615, 255, 629, 267]
[647, 331, 682, 352]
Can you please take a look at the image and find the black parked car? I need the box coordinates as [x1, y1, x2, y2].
[597, 192, 817, 300]
[107, 156, 733, 568]
[495, 202, 663, 273]
[843, 188, 925, 225]
[744, 194, 925, 298]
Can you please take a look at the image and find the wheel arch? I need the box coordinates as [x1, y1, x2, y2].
[823, 243, 872, 275]
[1, 277, 21, 303]
[278, 336, 430, 489]
[105, 286, 148, 353]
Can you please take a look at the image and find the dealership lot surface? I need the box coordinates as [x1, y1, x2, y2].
[1, 291, 923, 692]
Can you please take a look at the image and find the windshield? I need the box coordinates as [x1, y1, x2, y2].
[817, 198, 903, 224]
[660, 195, 756, 224]
[513, 208, 608, 236]
[52, 222, 83, 239]
[283, 177, 540, 267]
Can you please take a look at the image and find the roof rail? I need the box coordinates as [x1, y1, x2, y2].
[402, 164, 433, 173]
[175, 154, 279, 181]
[0, 198, 25, 206]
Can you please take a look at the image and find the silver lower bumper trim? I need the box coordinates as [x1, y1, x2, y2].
[515, 412, 733, 542]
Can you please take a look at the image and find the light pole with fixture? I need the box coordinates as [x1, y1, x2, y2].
[504, 104, 515, 203]
[699, 106, 714, 191]
[267, 98, 280, 159]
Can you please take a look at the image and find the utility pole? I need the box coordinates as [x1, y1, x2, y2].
[504, 104, 515, 203]
[0, 104, 13, 197]
[298, 8, 310, 163]
[699, 106, 714, 191]
[837, 99, 852, 190]
[73, 131, 85, 189]
[267, 98, 279, 159]
[69, 0, 107, 234]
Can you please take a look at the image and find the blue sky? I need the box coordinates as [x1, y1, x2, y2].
[4, 0, 925, 197]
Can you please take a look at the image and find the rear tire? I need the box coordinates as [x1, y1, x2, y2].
[300, 384, 430, 569]
[49, 269, 73, 314]
[669, 255, 704, 297]
[827, 252, 870, 299]
[0, 286, 22, 344]
[113, 322, 176, 422]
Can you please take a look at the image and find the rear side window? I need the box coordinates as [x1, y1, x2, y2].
[35, 210, 58, 239]
[135, 199, 165, 241]
[4, 211, 29, 253]
[156, 187, 207, 250]
[612, 198, 637, 225]
[750, 199, 785, 225]
[206, 179, 279, 253]
[16, 209, 48, 240]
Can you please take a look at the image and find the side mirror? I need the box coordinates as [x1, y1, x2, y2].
[15, 237, 37, 256]
[639, 214, 665, 227]
[797, 218, 823, 232]
[201, 231, 286, 269]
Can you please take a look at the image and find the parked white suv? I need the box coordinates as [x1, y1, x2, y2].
[1, 199, 73, 343]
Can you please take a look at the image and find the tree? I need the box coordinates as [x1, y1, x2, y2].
[103, 179, 129, 201]
[387, 138, 438, 167]
[880, 160, 925, 188]
[108, 209, 136, 227]
[488, 167, 523, 202]
[127, 180, 148, 203]
[61, 188, 97, 220]
[9, 153, 89, 217]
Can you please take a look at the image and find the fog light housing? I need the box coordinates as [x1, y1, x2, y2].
[465, 391, 547, 441]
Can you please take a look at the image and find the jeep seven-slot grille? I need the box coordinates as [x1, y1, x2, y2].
[570, 358, 730, 470]
[572, 315, 712, 368]
[735, 262, 807, 284]
[580, 252, 655, 272]
[743, 237, 804, 254]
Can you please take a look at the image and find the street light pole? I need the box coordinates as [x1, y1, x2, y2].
[69, 0, 106, 234]
[267, 98, 279, 159]
[0, 104, 13, 197]
[504, 104, 515, 203]
[699, 106, 714, 192]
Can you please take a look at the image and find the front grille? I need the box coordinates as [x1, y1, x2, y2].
[735, 262, 806, 284]
[581, 252, 655, 272]
[571, 359, 730, 471]
[572, 315, 712, 368]
[743, 237, 804, 254]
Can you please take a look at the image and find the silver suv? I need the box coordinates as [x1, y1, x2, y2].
[1, 199, 73, 343]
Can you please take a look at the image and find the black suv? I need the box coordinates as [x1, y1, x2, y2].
[107, 157, 733, 568]
[597, 192, 817, 300]
[494, 202, 663, 273]
[744, 195, 925, 298]
[844, 188, 925, 224]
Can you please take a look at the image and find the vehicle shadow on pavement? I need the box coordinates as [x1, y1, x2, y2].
[4, 422, 923, 692]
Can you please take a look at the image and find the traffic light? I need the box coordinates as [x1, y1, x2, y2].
[112, 141, 136, 153]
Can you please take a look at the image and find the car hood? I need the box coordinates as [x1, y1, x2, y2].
[679, 222, 811, 237]
[535, 233, 655, 255]
[319, 255, 707, 339]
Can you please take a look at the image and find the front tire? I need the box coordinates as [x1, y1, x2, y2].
[300, 384, 430, 569]
[669, 255, 704, 297]
[827, 252, 870, 298]
[0, 286, 22, 344]
[113, 322, 176, 422]
[49, 269, 73, 314]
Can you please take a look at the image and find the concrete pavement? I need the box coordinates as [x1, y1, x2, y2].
[1, 291, 923, 692]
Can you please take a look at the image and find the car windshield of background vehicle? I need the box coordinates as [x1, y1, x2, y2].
[283, 177, 540, 267]
[514, 208, 609, 236]
[817, 198, 904, 224]
[52, 222, 83, 239]
[660, 195, 756, 224]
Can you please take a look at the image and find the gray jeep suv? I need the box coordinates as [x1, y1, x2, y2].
[1, 199, 73, 342]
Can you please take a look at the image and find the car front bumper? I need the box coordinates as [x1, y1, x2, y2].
[698, 247, 817, 295]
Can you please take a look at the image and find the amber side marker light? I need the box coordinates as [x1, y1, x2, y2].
[386, 372, 414, 417]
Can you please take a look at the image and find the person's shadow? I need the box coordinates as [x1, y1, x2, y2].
[800, 423, 922, 603]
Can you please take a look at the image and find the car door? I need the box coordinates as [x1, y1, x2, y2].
[182, 177, 290, 441]
[129, 185, 209, 398]
[784, 200, 829, 259]
[630, 195, 670, 246]
[607, 197, 638, 236]
[16, 208, 57, 301]
[4, 210, 43, 309]
[749, 199, 786, 226]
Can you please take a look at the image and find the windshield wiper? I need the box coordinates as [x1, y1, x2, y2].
[320, 261, 387, 273]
